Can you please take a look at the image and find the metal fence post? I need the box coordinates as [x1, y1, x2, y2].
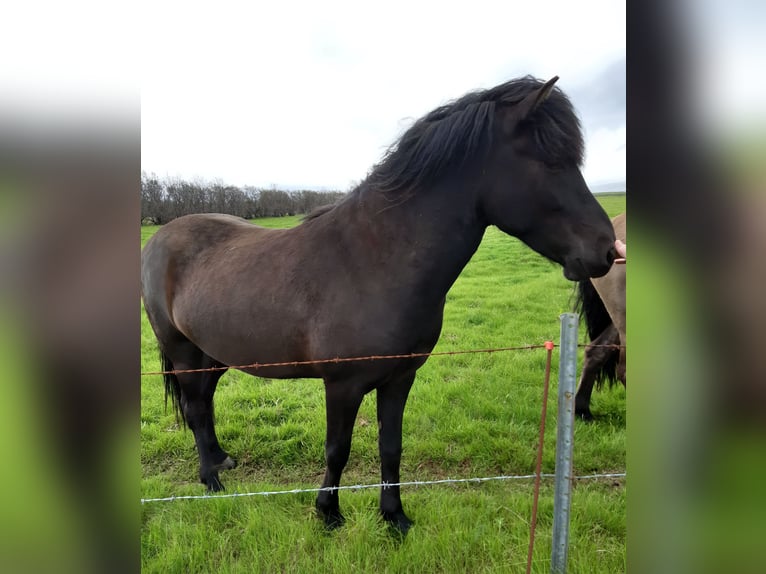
[551, 312, 578, 573]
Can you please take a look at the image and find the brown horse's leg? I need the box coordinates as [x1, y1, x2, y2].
[617, 341, 626, 386]
[166, 342, 234, 491]
[376, 372, 416, 534]
[575, 324, 619, 420]
[315, 380, 366, 529]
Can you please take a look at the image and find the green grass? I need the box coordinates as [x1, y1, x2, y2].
[141, 194, 625, 573]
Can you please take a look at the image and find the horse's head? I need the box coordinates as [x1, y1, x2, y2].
[478, 76, 616, 281]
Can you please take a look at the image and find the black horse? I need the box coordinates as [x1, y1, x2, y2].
[141, 76, 616, 533]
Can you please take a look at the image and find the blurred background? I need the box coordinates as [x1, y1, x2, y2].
[629, 2, 766, 573]
[0, 1, 764, 572]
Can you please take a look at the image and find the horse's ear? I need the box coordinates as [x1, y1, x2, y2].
[515, 76, 559, 120]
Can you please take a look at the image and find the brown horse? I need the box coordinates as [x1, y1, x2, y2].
[575, 212, 626, 419]
[141, 76, 617, 533]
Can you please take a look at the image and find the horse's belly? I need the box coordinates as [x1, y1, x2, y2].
[171, 268, 444, 381]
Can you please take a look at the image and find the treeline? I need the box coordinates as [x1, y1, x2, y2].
[141, 172, 347, 224]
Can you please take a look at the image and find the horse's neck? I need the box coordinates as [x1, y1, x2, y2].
[346, 185, 487, 296]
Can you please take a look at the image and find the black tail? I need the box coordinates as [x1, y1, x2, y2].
[161, 350, 187, 427]
[575, 280, 619, 389]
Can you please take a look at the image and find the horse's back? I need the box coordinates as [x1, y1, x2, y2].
[140, 212, 342, 370]
[141, 214, 270, 322]
[143, 214, 263, 258]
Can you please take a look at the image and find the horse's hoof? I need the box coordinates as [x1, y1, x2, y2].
[382, 511, 413, 536]
[317, 507, 345, 530]
[202, 473, 225, 492]
[576, 407, 594, 421]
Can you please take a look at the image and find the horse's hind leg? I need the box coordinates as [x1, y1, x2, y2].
[315, 380, 365, 529]
[376, 372, 416, 534]
[162, 342, 235, 491]
[575, 324, 619, 420]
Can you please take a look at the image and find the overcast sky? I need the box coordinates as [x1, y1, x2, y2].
[3, 2, 763, 193]
[140, 1, 626, 191]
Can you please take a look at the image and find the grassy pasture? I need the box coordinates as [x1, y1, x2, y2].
[141, 194, 626, 573]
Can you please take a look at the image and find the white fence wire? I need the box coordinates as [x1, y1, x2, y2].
[141, 472, 626, 504]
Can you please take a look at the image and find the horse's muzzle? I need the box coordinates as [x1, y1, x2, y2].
[563, 245, 616, 281]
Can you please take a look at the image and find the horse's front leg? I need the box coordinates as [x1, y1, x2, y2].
[376, 372, 416, 534]
[315, 380, 365, 529]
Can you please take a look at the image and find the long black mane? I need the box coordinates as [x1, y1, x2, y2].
[367, 76, 585, 194]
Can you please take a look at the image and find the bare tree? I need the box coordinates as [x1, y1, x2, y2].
[141, 172, 164, 224]
[140, 175, 347, 225]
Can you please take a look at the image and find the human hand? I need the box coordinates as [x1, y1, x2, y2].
[614, 239, 626, 264]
